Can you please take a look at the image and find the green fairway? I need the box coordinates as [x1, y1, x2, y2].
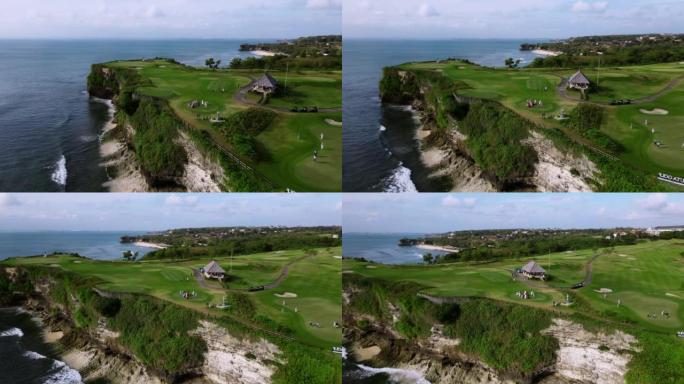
[105, 60, 342, 192]
[399, 60, 684, 188]
[344, 240, 684, 333]
[4, 247, 342, 349]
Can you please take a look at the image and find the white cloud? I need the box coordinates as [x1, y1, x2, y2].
[165, 195, 199, 207]
[306, 0, 342, 10]
[596, 207, 606, 216]
[441, 195, 476, 207]
[638, 193, 668, 210]
[0, 194, 20, 208]
[571, 1, 608, 12]
[418, 3, 440, 17]
[145, 6, 166, 19]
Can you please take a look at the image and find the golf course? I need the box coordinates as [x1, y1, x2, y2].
[3, 246, 343, 350]
[95, 59, 342, 192]
[393, 60, 684, 190]
[344, 239, 683, 333]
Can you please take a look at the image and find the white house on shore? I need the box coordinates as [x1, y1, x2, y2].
[203, 261, 226, 280]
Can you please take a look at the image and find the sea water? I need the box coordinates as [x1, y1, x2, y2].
[342, 232, 450, 265]
[0, 39, 259, 192]
[343, 39, 545, 192]
[0, 231, 154, 260]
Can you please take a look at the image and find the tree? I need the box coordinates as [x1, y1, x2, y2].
[423, 253, 434, 264]
[205, 58, 221, 69]
[504, 58, 521, 68]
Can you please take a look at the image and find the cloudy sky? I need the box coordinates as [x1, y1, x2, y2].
[343, 193, 684, 233]
[0, 194, 341, 231]
[0, 0, 341, 39]
[344, 0, 684, 39]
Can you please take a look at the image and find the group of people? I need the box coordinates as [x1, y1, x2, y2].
[313, 132, 326, 162]
[647, 310, 671, 319]
[179, 290, 197, 300]
[516, 290, 535, 300]
[526, 99, 543, 108]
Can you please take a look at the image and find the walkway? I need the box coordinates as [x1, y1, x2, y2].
[556, 74, 684, 106]
[233, 80, 341, 113]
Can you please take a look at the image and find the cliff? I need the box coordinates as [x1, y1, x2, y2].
[378, 65, 598, 192]
[88, 63, 226, 192]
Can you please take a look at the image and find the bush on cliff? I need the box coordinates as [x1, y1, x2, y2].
[130, 99, 188, 180]
[379, 68, 420, 104]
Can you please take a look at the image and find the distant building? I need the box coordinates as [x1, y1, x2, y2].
[203, 261, 226, 280]
[646, 226, 684, 236]
[567, 70, 591, 90]
[251, 73, 278, 94]
[521, 261, 546, 280]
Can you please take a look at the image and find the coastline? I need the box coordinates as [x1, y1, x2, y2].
[250, 50, 277, 57]
[133, 241, 168, 249]
[532, 49, 562, 57]
[415, 244, 458, 253]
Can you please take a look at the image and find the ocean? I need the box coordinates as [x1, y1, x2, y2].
[0, 231, 154, 260]
[342, 39, 545, 192]
[0, 307, 82, 384]
[0, 39, 259, 192]
[343, 232, 449, 265]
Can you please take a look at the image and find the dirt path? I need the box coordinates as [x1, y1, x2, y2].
[192, 268, 225, 292]
[556, 74, 684, 106]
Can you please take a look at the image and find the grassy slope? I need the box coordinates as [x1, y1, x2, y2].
[4, 246, 342, 349]
[400, 60, 684, 188]
[106, 60, 342, 192]
[344, 239, 684, 334]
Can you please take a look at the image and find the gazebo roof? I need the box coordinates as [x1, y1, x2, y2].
[205, 261, 225, 274]
[254, 73, 278, 88]
[522, 261, 546, 274]
[569, 70, 591, 85]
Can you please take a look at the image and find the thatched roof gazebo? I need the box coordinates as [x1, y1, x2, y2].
[567, 70, 591, 90]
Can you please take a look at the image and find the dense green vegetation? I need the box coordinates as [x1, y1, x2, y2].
[235, 35, 342, 70]
[379, 68, 420, 104]
[215, 108, 276, 161]
[459, 102, 538, 186]
[129, 99, 188, 181]
[144, 233, 341, 261]
[229, 55, 341, 71]
[345, 274, 558, 378]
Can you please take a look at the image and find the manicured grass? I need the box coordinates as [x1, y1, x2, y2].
[105, 60, 341, 191]
[256, 113, 342, 191]
[400, 60, 684, 187]
[344, 239, 684, 333]
[5, 246, 342, 349]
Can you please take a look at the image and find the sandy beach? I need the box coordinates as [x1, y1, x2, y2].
[416, 244, 459, 253]
[251, 50, 277, 57]
[532, 49, 562, 57]
[133, 241, 168, 249]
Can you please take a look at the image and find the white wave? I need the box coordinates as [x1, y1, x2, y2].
[51, 155, 67, 186]
[44, 360, 83, 384]
[23, 350, 47, 360]
[383, 166, 418, 193]
[0, 327, 24, 337]
[380, 125, 387, 132]
[356, 364, 431, 384]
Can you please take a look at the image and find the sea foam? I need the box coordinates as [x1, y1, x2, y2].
[23, 350, 47, 360]
[0, 327, 24, 337]
[44, 360, 83, 384]
[356, 364, 430, 384]
[383, 166, 418, 193]
[51, 155, 67, 186]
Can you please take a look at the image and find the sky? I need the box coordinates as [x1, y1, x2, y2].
[0, 193, 342, 231]
[343, 193, 684, 233]
[0, 0, 341, 39]
[344, 0, 684, 39]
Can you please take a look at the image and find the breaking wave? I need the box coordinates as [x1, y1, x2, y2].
[0, 327, 24, 337]
[356, 364, 430, 384]
[382, 165, 418, 193]
[50, 155, 67, 186]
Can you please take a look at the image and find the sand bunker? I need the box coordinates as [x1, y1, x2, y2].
[595, 288, 613, 294]
[640, 108, 669, 115]
[366, 265, 378, 269]
[274, 292, 297, 298]
[73, 260, 82, 263]
[325, 119, 343, 126]
[666, 292, 681, 298]
[333, 256, 342, 259]
[354, 345, 381, 362]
